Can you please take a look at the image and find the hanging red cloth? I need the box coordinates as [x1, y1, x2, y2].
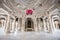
[26, 9, 33, 15]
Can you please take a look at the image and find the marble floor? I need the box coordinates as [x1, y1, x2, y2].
[0, 31, 60, 40]
[0, 27, 60, 40]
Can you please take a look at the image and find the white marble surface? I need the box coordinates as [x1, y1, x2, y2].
[0, 27, 60, 40]
[0, 32, 60, 40]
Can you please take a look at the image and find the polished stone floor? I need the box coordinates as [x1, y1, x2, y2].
[0, 27, 60, 40]
[0, 31, 60, 40]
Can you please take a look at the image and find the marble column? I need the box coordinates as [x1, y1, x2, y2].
[43, 18, 47, 32]
[21, 18, 25, 32]
[47, 19, 50, 32]
[15, 21, 18, 32]
[49, 17, 53, 32]
[47, 17, 51, 32]
[34, 18, 38, 31]
[52, 19, 56, 31]
[51, 18, 56, 32]
[4, 17, 7, 32]
[11, 18, 15, 33]
[1, 20, 4, 27]
[38, 18, 41, 31]
[17, 18, 21, 31]
[37, 18, 40, 31]
[9, 19, 12, 32]
[4, 18, 6, 29]
[5, 15, 10, 33]
[20, 18, 22, 31]
[38, 18, 42, 31]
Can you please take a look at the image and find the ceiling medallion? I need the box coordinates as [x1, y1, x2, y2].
[26, 9, 33, 15]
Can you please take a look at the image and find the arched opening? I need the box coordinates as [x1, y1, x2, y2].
[0, 18, 5, 28]
[25, 18, 34, 31]
[58, 23, 60, 29]
[54, 20, 60, 29]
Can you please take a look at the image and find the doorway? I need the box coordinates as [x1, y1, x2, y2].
[25, 18, 34, 31]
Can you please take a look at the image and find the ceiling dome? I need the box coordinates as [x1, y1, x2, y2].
[15, 0, 39, 6]
[21, 0, 37, 4]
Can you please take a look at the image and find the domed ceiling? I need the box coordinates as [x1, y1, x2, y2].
[0, 0, 57, 17]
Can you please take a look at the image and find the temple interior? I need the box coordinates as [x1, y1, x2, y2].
[0, 0, 60, 40]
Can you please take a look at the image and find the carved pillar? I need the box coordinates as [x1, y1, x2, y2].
[4, 17, 7, 32]
[20, 18, 22, 31]
[52, 19, 56, 31]
[47, 19, 50, 32]
[43, 18, 46, 32]
[49, 17, 53, 32]
[40, 18, 44, 31]
[2, 20, 4, 27]
[9, 18, 12, 33]
[38, 18, 41, 31]
[11, 18, 15, 33]
[34, 18, 38, 31]
[37, 18, 40, 31]
[21, 17, 25, 32]
[15, 21, 18, 32]
[5, 15, 10, 33]
[17, 18, 21, 31]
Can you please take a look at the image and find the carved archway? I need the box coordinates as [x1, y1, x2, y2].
[25, 18, 34, 31]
